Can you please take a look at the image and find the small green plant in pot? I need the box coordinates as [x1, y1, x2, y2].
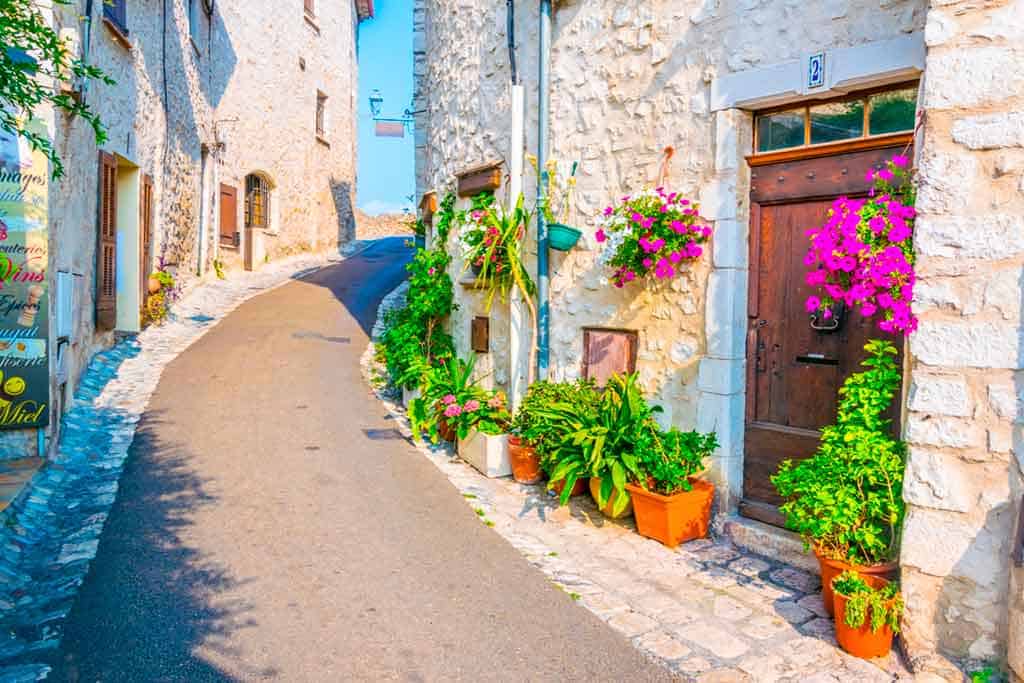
[831, 570, 903, 659]
[510, 379, 601, 486]
[409, 355, 484, 444]
[543, 373, 657, 518]
[771, 339, 906, 615]
[627, 428, 719, 547]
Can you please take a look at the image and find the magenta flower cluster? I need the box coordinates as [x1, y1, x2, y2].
[595, 188, 712, 287]
[804, 155, 918, 335]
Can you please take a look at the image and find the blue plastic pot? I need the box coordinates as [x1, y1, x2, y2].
[547, 223, 582, 251]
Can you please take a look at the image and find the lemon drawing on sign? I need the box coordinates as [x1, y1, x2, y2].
[4, 376, 25, 397]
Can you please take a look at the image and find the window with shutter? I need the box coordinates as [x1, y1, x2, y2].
[244, 174, 269, 229]
[103, 0, 128, 35]
[140, 174, 154, 301]
[96, 152, 118, 330]
[220, 184, 238, 246]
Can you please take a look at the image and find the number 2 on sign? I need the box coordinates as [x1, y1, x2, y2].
[808, 53, 825, 89]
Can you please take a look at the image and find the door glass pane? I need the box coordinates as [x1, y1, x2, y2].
[756, 110, 805, 152]
[809, 100, 864, 144]
[869, 87, 917, 135]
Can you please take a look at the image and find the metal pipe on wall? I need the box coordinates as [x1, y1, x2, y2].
[536, 0, 552, 380]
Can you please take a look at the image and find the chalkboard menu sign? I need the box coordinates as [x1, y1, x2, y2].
[0, 121, 49, 429]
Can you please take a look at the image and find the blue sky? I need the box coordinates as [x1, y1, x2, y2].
[357, 1, 416, 215]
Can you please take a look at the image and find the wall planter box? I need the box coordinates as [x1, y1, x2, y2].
[547, 223, 582, 251]
[626, 479, 714, 548]
[401, 386, 420, 410]
[458, 431, 511, 478]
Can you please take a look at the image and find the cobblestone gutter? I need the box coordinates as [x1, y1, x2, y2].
[0, 245, 368, 681]
[361, 284, 933, 683]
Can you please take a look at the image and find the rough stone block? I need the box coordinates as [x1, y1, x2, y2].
[711, 219, 748, 270]
[697, 357, 745, 395]
[953, 112, 1024, 150]
[900, 506, 1009, 585]
[915, 153, 978, 215]
[917, 213, 1024, 260]
[705, 269, 747, 360]
[924, 47, 1024, 109]
[906, 415, 985, 449]
[903, 447, 974, 512]
[907, 375, 972, 417]
[911, 320, 1020, 369]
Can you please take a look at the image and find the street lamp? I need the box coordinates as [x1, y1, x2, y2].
[369, 89, 383, 118]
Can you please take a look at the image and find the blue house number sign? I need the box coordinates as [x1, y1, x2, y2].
[808, 53, 826, 89]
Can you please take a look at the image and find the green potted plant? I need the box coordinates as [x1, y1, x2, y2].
[510, 379, 600, 486]
[626, 428, 719, 548]
[771, 340, 905, 615]
[831, 570, 903, 659]
[410, 355, 482, 444]
[542, 374, 656, 518]
[451, 390, 513, 478]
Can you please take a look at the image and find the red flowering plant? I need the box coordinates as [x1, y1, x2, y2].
[804, 155, 918, 334]
[595, 188, 712, 287]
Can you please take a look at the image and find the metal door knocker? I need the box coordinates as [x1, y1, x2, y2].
[809, 301, 845, 333]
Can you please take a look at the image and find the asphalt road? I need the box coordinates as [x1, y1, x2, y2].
[51, 237, 674, 681]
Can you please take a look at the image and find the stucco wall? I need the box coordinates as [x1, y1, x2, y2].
[899, 0, 1024, 671]
[415, 0, 924, 509]
[214, 1, 360, 264]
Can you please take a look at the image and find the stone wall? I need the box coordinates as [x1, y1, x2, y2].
[214, 1, 361, 264]
[900, 0, 1024, 672]
[415, 0, 924, 506]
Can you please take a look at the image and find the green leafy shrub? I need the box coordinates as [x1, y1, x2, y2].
[832, 571, 903, 633]
[639, 428, 719, 495]
[377, 247, 456, 390]
[771, 339, 905, 565]
[409, 354, 508, 442]
[511, 379, 600, 460]
[434, 191, 458, 249]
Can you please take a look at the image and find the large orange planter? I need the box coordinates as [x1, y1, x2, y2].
[833, 576, 897, 659]
[551, 477, 587, 498]
[508, 436, 542, 484]
[816, 549, 899, 617]
[626, 479, 714, 548]
[590, 477, 632, 519]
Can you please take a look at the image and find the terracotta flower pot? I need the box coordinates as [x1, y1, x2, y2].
[816, 549, 899, 617]
[437, 417, 457, 443]
[590, 477, 632, 519]
[626, 479, 714, 548]
[551, 477, 587, 498]
[147, 275, 163, 295]
[833, 575, 897, 659]
[508, 436, 542, 484]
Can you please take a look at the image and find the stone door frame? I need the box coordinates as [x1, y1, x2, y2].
[701, 33, 925, 517]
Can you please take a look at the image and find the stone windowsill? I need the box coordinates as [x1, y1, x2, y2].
[0, 457, 44, 514]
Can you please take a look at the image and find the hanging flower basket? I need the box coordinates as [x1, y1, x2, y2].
[547, 223, 582, 251]
[595, 188, 712, 287]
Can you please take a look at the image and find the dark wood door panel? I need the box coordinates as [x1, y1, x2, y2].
[750, 145, 905, 204]
[743, 422, 820, 507]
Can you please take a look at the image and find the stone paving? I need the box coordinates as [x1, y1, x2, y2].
[0, 244, 369, 681]
[364, 284, 922, 683]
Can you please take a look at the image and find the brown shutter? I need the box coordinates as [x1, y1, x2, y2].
[219, 183, 238, 246]
[140, 174, 154, 299]
[96, 152, 118, 330]
[582, 328, 638, 387]
[304, 0, 315, 15]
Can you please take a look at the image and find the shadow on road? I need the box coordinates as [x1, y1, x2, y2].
[49, 413, 267, 682]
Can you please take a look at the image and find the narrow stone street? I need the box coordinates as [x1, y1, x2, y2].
[47, 238, 671, 681]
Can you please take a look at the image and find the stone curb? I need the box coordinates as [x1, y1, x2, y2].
[0, 240, 378, 681]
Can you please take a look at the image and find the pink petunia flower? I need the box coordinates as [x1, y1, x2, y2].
[595, 229, 607, 243]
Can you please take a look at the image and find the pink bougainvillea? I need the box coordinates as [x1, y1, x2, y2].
[804, 155, 918, 335]
[595, 188, 712, 287]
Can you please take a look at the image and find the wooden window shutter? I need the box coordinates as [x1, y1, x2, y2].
[219, 183, 238, 246]
[582, 328, 638, 387]
[140, 174, 154, 299]
[96, 152, 118, 330]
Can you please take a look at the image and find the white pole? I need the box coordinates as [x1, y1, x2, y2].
[508, 84, 528, 411]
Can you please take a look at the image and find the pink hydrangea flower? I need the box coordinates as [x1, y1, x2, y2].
[464, 400, 480, 412]
[444, 404, 462, 417]
[442, 394, 456, 405]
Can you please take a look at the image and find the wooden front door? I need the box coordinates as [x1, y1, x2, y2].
[220, 184, 238, 247]
[742, 147, 905, 526]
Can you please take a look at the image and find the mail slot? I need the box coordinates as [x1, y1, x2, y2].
[796, 354, 839, 366]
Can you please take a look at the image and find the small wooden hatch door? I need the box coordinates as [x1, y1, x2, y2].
[96, 152, 118, 330]
[220, 184, 238, 247]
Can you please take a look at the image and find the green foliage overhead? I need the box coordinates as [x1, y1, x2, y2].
[434, 191, 457, 248]
[1, 0, 114, 177]
[772, 339, 906, 566]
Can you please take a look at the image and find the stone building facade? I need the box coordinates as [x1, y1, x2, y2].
[0, 1, 370, 461]
[414, 0, 1024, 674]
